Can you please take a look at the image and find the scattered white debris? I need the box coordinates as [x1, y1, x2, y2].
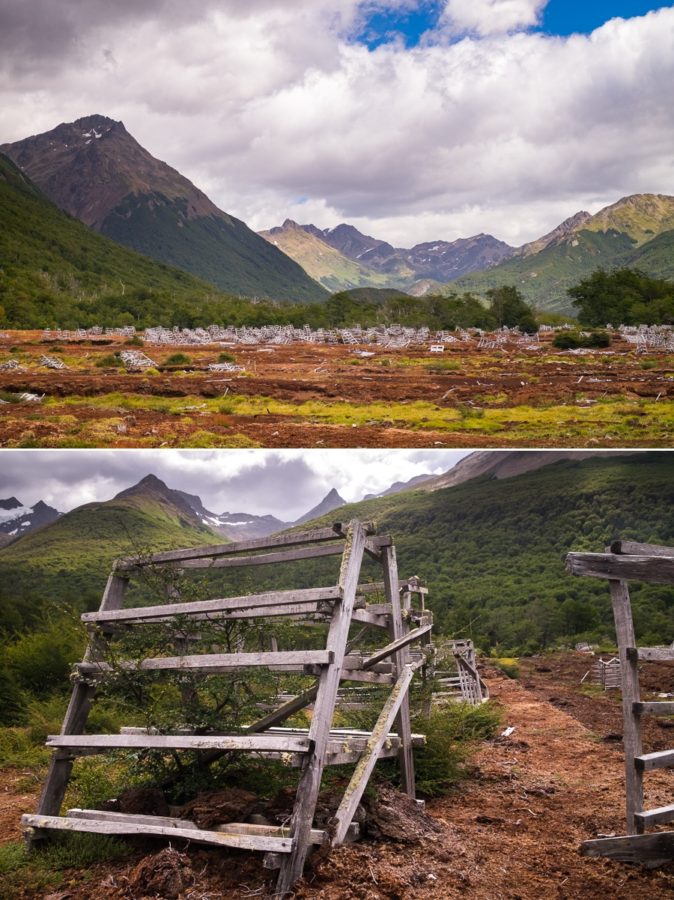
[40, 355, 68, 370]
[501, 726, 516, 738]
[119, 350, 156, 371]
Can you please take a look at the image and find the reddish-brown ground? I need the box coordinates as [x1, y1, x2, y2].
[4, 654, 674, 898]
[0, 332, 672, 447]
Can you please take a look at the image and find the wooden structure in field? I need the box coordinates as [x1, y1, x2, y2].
[432, 640, 488, 706]
[567, 540, 674, 866]
[22, 520, 433, 894]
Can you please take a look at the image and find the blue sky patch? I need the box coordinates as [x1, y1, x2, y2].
[353, 1, 672, 48]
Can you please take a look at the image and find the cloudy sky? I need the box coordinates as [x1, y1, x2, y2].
[1, 1, 673, 246]
[0, 449, 469, 518]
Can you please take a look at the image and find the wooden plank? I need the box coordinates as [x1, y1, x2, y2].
[22, 814, 293, 853]
[81, 587, 342, 625]
[637, 647, 674, 661]
[581, 831, 674, 865]
[159, 543, 344, 570]
[66, 809, 332, 844]
[610, 580, 644, 834]
[277, 520, 367, 895]
[566, 553, 674, 586]
[383, 543, 416, 800]
[362, 624, 433, 669]
[351, 608, 391, 629]
[78, 650, 333, 676]
[332, 662, 419, 844]
[340, 669, 395, 685]
[47, 733, 311, 753]
[117, 525, 346, 569]
[635, 749, 674, 772]
[635, 803, 674, 828]
[634, 702, 674, 716]
[611, 540, 674, 558]
[35, 572, 129, 825]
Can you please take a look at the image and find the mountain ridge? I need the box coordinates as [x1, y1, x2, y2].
[2, 115, 326, 303]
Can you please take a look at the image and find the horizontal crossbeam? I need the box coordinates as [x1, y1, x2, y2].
[635, 803, 674, 829]
[581, 831, 674, 865]
[46, 733, 312, 753]
[634, 749, 674, 772]
[634, 701, 674, 716]
[78, 650, 333, 676]
[566, 552, 674, 586]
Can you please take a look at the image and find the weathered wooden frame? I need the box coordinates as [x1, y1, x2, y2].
[22, 520, 432, 894]
[567, 539, 674, 866]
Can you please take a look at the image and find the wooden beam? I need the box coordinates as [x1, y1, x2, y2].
[22, 814, 294, 853]
[610, 580, 644, 835]
[361, 624, 433, 669]
[81, 587, 342, 625]
[581, 831, 674, 865]
[35, 572, 129, 826]
[46, 733, 311, 753]
[637, 647, 674, 661]
[635, 803, 674, 829]
[566, 552, 674, 586]
[611, 540, 674, 558]
[634, 702, 674, 716]
[158, 543, 344, 570]
[78, 650, 333, 676]
[634, 749, 674, 772]
[332, 662, 420, 844]
[116, 525, 346, 569]
[277, 520, 367, 895]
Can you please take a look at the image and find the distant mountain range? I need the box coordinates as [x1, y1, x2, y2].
[1, 115, 325, 303]
[0, 497, 61, 546]
[260, 219, 514, 295]
[262, 194, 674, 312]
[1, 451, 670, 652]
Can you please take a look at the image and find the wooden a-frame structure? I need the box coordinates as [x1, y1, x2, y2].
[22, 520, 432, 894]
[567, 540, 674, 866]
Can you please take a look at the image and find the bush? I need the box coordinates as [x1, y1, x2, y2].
[94, 353, 121, 368]
[411, 702, 501, 797]
[125, 335, 144, 347]
[164, 352, 192, 366]
[218, 351, 236, 363]
[553, 330, 611, 350]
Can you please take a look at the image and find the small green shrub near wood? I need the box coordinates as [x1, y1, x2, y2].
[163, 352, 192, 366]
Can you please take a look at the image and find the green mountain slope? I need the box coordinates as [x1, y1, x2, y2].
[2, 115, 326, 304]
[0, 475, 224, 632]
[455, 194, 674, 313]
[296, 452, 674, 651]
[0, 152, 235, 327]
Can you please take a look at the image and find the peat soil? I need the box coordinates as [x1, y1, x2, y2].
[3, 655, 674, 898]
[0, 332, 672, 447]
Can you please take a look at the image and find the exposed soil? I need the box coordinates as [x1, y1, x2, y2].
[1, 332, 672, 447]
[4, 654, 674, 898]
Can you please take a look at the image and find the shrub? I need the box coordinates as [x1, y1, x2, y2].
[553, 330, 611, 350]
[94, 353, 121, 368]
[218, 351, 236, 363]
[164, 353, 192, 366]
[125, 335, 144, 347]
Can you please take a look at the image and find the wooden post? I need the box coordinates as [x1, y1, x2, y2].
[609, 579, 644, 834]
[383, 544, 415, 798]
[31, 573, 128, 834]
[276, 521, 367, 895]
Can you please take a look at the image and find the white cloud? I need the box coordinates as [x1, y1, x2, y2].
[440, 0, 547, 37]
[0, 3, 673, 246]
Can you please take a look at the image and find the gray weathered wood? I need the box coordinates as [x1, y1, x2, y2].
[634, 701, 674, 716]
[332, 661, 419, 844]
[637, 646, 674, 661]
[47, 733, 311, 753]
[566, 552, 674, 586]
[610, 580, 644, 834]
[157, 543, 345, 570]
[35, 573, 129, 824]
[611, 540, 674, 558]
[276, 520, 367, 895]
[635, 803, 674, 828]
[78, 649, 333, 676]
[383, 543, 416, 799]
[362, 624, 432, 669]
[22, 814, 294, 852]
[81, 586, 342, 625]
[581, 830, 674, 865]
[350, 608, 391, 629]
[117, 525, 346, 569]
[634, 749, 674, 772]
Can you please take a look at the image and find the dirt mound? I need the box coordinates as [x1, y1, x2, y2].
[99, 787, 170, 817]
[125, 847, 195, 899]
[177, 787, 258, 829]
[362, 784, 441, 844]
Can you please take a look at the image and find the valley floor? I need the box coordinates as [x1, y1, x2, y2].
[0, 333, 673, 447]
[3, 656, 674, 897]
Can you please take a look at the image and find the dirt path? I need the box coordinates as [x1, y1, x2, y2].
[2, 672, 674, 897]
